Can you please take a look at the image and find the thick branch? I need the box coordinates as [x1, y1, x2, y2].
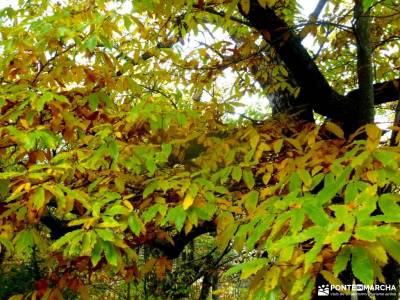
[239, 2, 342, 117]
[41, 215, 80, 240]
[347, 79, 400, 105]
[151, 221, 216, 259]
[239, 1, 378, 133]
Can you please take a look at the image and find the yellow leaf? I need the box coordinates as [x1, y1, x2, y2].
[122, 199, 133, 211]
[182, 194, 194, 210]
[250, 133, 260, 149]
[311, 165, 323, 175]
[23, 182, 31, 192]
[325, 122, 344, 139]
[365, 124, 381, 142]
[142, 258, 157, 275]
[184, 220, 193, 234]
[258, 142, 271, 151]
[273, 139, 283, 154]
[262, 173, 271, 185]
[258, 0, 277, 7]
[297, 169, 312, 186]
[240, 0, 250, 14]
[79, 286, 90, 300]
[8, 295, 24, 300]
[258, 0, 267, 8]
[366, 243, 388, 266]
[286, 138, 302, 151]
[20, 119, 29, 129]
[264, 266, 280, 292]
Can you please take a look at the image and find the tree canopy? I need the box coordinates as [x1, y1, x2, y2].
[0, 0, 400, 299]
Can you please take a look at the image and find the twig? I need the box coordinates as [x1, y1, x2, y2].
[31, 43, 76, 85]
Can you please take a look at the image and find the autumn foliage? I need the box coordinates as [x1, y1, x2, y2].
[1, 0, 400, 299]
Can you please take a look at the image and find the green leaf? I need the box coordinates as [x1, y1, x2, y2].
[351, 247, 374, 285]
[15, 229, 34, 256]
[81, 232, 95, 256]
[88, 93, 99, 111]
[362, 0, 373, 10]
[289, 209, 304, 234]
[96, 229, 114, 241]
[143, 181, 158, 198]
[85, 35, 97, 51]
[333, 247, 351, 276]
[317, 166, 351, 205]
[231, 166, 242, 182]
[304, 238, 324, 270]
[303, 204, 329, 226]
[225, 258, 268, 278]
[373, 150, 397, 169]
[0, 236, 13, 252]
[32, 187, 45, 209]
[128, 213, 142, 236]
[247, 215, 275, 250]
[297, 169, 312, 186]
[37, 91, 53, 111]
[161, 143, 172, 158]
[243, 191, 259, 213]
[88, 177, 104, 193]
[146, 159, 157, 175]
[354, 226, 377, 241]
[331, 231, 351, 251]
[142, 204, 160, 223]
[123, 14, 132, 29]
[51, 229, 82, 250]
[243, 169, 255, 189]
[103, 241, 118, 266]
[289, 172, 301, 192]
[104, 205, 128, 216]
[380, 237, 400, 263]
[108, 139, 119, 160]
[91, 240, 103, 267]
[378, 194, 400, 216]
[168, 206, 186, 232]
[0, 179, 10, 198]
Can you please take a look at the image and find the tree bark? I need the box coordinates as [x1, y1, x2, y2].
[390, 100, 400, 146]
[238, 0, 377, 134]
[347, 79, 400, 105]
[211, 273, 219, 300]
[199, 273, 213, 300]
[354, 0, 375, 124]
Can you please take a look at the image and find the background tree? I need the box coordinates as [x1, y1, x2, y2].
[0, 0, 400, 299]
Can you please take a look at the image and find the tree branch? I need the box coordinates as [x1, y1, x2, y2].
[151, 221, 216, 259]
[298, 0, 328, 39]
[347, 79, 400, 105]
[239, 1, 347, 120]
[238, 0, 390, 133]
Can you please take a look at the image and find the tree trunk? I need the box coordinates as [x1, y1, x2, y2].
[199, 273, 213, 300]
[211, 273, 219, 300]
[390, 100, 400, 146]
[354, 0, 375, 124]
